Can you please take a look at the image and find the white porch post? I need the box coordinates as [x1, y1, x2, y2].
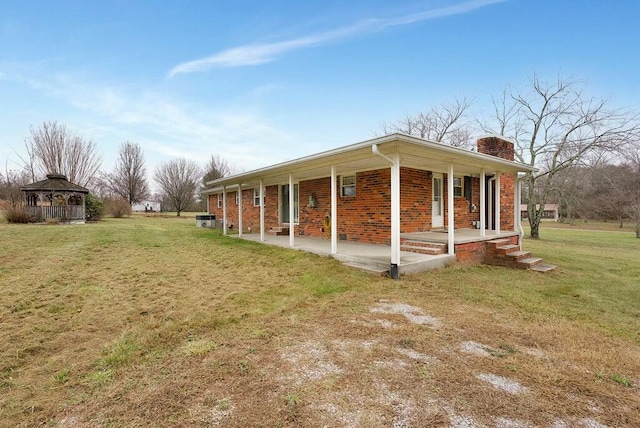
[238, 184, 243, 237]
[330, 165, 337, 255]
[222, 186, 227, 236]
[289, 174, 295, 247]
[513, 173, 519, 232]
[480, 169, 486, 237]
[495, 173, 501, 235]
[515, 174, 523, 246]
[259, 180, 265, 242]
[390, 154, 401, 274]
[447, 164, 455, 255]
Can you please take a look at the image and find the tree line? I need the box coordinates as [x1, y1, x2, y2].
[1, 120, 235, 217]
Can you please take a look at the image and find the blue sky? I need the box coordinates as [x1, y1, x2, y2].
[1, 0, 639, 182]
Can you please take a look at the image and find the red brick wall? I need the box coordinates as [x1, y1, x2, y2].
[477, 136, 516, 232]
[477, 136, 515, 161]
[208, 185, 279, 233]
[208, 168, 484, 243]
[400, 168, 430, 233]
[338, 169, 391, 244]
[442, 176, 481, 229]
[456, 235, 519, 264]
[499, 173, 515, 231]
[299, 177, 331, 238]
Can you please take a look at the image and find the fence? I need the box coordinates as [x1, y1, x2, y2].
[25, 205, 84, 221]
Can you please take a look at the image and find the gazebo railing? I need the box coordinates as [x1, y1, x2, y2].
[25, 205, 84, 221]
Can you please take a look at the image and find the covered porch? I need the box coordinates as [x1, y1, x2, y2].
[205, 134, 536, 278]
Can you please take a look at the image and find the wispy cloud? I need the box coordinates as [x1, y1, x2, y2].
[2, 65, 296, 172]
[168, 0, 506, 77]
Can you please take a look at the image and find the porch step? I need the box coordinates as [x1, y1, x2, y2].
[483, 239, 557, 273]
[400, 240, 447, 255]
[496, 244, 520, 255]
[505, 250, 532, 261]
[342, 261, 389, 276]
[530, 263, 558, 273]
[267, 227, 290, 236]
[517, 257, 543, 268]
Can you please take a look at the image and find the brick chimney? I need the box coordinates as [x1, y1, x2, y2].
[477, 136, 514, 161]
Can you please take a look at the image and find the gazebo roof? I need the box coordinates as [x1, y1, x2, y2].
[21, 174, 90, 194]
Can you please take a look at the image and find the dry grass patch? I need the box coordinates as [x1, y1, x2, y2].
[1, 218, 639, 427]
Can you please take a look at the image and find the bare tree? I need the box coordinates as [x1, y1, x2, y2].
[99, 142, 150, 205]
[482, 74, 640, 238]
[154, 158, 201, 216]
[622, 147, 640, 238]
[0, 164, 31, 207]
[22, 121, 102, 187]
[202, 154, 234, 186]
[381, 97, 475, 148]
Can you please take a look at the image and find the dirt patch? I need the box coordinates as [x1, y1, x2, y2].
[369, 301, 442, 328]
[459, 340, 494, 357]
[476, 373, 528, 395]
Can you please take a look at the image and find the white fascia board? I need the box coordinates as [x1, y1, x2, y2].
[203, 133, 537, 190]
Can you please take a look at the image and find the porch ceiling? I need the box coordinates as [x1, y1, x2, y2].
[204, 133, 535, 192]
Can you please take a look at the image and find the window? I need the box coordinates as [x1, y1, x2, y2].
[453, 176, 463, 197]
[235, 191, 239, 205]
[253, 188, 263, 207]
[341, 175, 356, 197]
[217, 194, 222, 208]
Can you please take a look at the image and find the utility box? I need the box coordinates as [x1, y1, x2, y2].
[195, 214, 216, 228]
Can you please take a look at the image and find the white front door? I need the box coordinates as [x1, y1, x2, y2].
[432, 173, 444, 228]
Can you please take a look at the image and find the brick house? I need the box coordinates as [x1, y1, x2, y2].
[204, 134, 539, 277]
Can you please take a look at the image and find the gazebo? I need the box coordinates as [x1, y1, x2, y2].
[21, 174, 89, 223]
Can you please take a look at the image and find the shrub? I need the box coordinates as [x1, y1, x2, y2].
[5, 205, 34, 223]
[85, 194, 104, 221]
[104, 198, 131, 218]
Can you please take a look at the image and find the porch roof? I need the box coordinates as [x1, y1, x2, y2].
[203, 133, 536, 193]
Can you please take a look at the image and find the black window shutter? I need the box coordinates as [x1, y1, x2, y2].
[464, 176, 472, 201]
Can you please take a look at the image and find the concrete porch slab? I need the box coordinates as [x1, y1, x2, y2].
[230, 233, 455, 276]
[402, 229, 520, 245]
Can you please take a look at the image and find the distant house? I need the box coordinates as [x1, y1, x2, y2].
[520, 204, 559, 221]
[203, 134, 554, 276]
[132, 200, 161, 212]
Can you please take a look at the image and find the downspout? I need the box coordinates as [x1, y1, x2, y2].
[516, 174, 524, 248]
[372, 144, 401, 280]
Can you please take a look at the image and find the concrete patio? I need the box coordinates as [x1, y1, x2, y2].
[228, 228, 522, 276]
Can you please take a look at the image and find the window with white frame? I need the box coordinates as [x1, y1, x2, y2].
[217, 194, 222, 208]
[453, 176, 463, 197]
[341, 175, 356, 197]
[253, 188, 263, 206]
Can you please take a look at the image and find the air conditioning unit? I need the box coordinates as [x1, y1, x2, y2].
[195, 214, 216, 228]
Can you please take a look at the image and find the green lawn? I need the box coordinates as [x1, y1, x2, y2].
[1, 216, 638, 427]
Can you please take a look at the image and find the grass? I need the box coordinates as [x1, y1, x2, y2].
[0, 216, 639, 427]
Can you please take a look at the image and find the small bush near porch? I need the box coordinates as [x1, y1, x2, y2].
[0, 217, 638, 427]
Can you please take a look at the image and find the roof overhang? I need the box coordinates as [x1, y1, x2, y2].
[203, 133, 537, 194]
